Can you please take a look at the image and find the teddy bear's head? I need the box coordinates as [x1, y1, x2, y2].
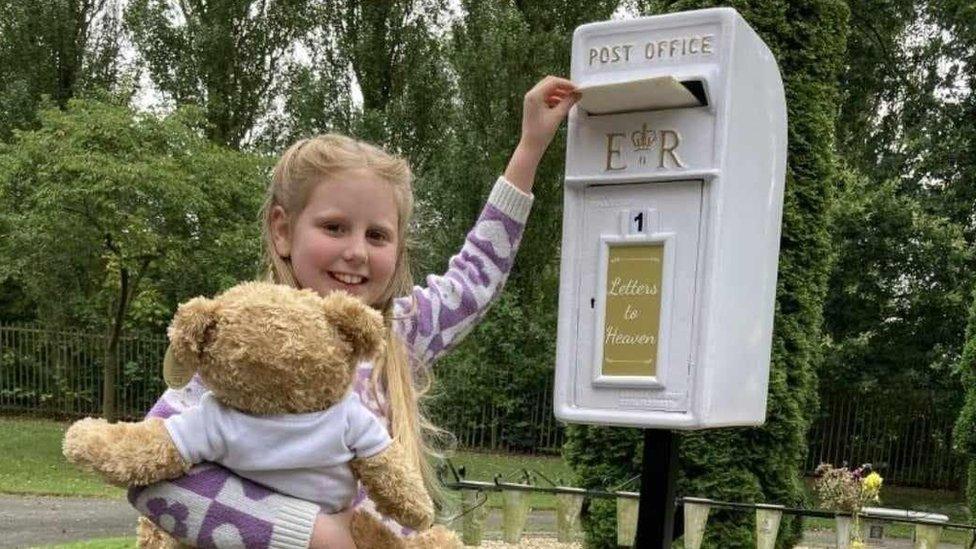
[162, 281, 384, 414]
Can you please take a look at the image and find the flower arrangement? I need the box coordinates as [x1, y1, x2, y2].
[813, 463, 883, 548]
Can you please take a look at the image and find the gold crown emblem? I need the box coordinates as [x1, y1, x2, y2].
[631, 123, 656, 151]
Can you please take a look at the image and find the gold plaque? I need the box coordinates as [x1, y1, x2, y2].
[602, 243, 664, 376]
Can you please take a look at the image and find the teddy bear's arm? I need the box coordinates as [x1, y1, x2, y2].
[63, 417, 191, 487]
[351, 441, 434, 531]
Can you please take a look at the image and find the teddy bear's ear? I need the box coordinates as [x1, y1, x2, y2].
[321, 292, 385, 361]
[163, 344, 196, 389]
[164, 296, 218, 388]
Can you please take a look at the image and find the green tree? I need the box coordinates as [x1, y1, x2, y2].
[0, 0, 125, 139]
[124, 0, 315, 149]
[823, 175, 972, 391]
[0, 99, 268, 421]
[834, 0, 974, 242]
[338, 0, 459, 181]
[825, 0, 973, 495]
[0, 0, 128, 322]
[911, 1, 976, 243]
[255, 20, 356, 151]
[834, 0, 918, 179]
[937, 0, 976, 518]
[246, 0, 457, 166]
[564, 1, 850, 546]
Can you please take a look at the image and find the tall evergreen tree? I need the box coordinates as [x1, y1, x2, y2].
[0, 0, 124, 138]
[954, 290, 976, 517]
[564, 1, 850, 546]
[124, 0, 316, 149]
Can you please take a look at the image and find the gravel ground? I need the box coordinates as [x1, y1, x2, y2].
[444, 508, 584, 548]
[477, 537, 580, 548]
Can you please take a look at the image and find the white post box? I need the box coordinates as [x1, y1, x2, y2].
[554, 8, 787, 429]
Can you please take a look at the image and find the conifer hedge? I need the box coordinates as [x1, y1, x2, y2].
[563, 1, 850, 547]
[952, 289, 976, 517]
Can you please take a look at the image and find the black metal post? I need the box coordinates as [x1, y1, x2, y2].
[632, 429, 679, 548]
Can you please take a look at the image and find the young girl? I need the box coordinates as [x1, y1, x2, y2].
[129, 76, 578, 549]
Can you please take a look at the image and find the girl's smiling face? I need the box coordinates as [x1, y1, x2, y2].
[271, 168, 399, 306]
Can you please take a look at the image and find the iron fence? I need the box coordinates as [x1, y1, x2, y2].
[1, 320, 567, 452]
[1, 322, 968, 490]
[0, 322, 168, 420]
[805, 389, 964, 489]
[427, 361, 565, 454]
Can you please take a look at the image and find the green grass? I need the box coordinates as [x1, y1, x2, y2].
[0, 414, 571, 505]
[0, 416, 124, 498]
[30, 538, 134, 549]
[872, 484, 969, 522]
[440, 449, 574, 510]
[444, 449, 574, 484]
[5, 416, 974, 544]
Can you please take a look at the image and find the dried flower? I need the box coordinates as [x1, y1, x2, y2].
[862, 472, 883, 500]
[813, 463, 883, 513]
[814, 463, 884, 547]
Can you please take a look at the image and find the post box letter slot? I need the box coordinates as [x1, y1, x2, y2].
[578, 76, 709, 116]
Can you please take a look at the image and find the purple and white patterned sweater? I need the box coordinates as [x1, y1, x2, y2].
[129, 176, 532, 548]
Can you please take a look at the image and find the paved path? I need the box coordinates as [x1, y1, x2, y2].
[0, 495, 139, 548]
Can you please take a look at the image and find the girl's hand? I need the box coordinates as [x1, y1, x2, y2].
[309, 509, 355, 549]
[504, 76, 578, 193]
[519, 76, 579, 155]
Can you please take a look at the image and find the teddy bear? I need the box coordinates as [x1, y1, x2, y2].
[63, 281, 459, 549]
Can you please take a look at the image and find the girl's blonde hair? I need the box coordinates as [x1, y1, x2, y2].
[259, 134, 445, 503]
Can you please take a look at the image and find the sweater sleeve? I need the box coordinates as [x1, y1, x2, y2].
[163, 393, 226, 464]
[392, 176, 533, 367]
[344, 396, 393, 459]
[128, 377, 320, 549]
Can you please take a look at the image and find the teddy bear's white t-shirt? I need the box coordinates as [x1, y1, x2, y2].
[163, 391, 392, 513]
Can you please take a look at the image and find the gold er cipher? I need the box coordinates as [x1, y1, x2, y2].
[606, 124, 686, 171]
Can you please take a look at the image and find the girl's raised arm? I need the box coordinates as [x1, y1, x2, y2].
[393, 76, 577, 366]
[504, 76, 578, 193]
[392, 175, 532, 367]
